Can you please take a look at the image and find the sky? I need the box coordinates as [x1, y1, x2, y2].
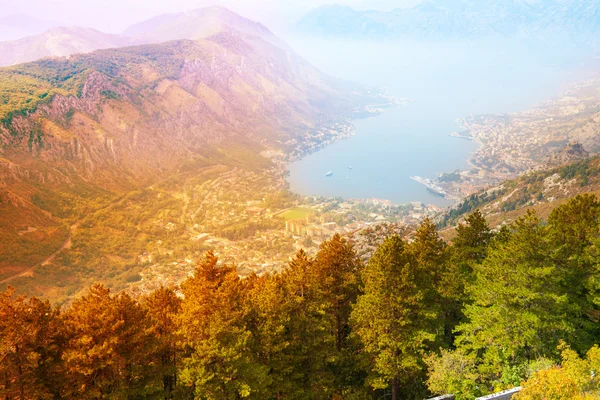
[0, 0, 421, 34]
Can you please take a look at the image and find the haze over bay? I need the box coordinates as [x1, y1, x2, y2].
[287, 38, 590, 205]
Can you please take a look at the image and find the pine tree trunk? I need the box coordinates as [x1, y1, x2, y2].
[391, 377, 400, 400]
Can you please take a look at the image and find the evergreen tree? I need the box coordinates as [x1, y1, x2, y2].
[352, 236, 437, 400]
[311, 234, 366, 397]
[313, 234, 362, 353]
[445, 211, 494, 343]
[548, 194, 600, 350]
[246, 250, 335, 399]
[408, 218, 449, 348]
[0, 286, 66, 399]
[62, 284, 153, 399]
[143, 286, 184, 399]
[456, 211, 573, 387]
[452, 210, 493, 266]
[178, 252, 269, 399]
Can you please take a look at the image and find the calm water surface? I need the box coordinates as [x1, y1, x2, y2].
[286, 38, 588, 206]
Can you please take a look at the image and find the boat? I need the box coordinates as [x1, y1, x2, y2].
[348, 166, 353, 170]
[325, 170, 333, 177]
[410, 176, 447, 198]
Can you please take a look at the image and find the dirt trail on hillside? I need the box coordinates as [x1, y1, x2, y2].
[0, 222, 79, 285]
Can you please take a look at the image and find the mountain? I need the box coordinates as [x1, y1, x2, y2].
[296, 0, 600, 42]
[0, 25, 382, 298]
[0, 27, 132, 67]
[123, 6, 291, 51]
[0, 14, 61, 41]
[0, 7, 290, 68]
[439, 154, 600, 233]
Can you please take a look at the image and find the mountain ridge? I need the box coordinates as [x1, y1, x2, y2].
[0, 6, 291, 67]
[296, 0, 600, 42]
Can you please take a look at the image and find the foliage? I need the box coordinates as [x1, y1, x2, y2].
[516, 342, 600, 399]
[4, 196, 600, 398]
[351, 235, 437, 399]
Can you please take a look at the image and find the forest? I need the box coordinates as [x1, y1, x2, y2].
[3, 194, 600, 399]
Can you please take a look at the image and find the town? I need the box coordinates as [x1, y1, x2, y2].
[129, 164, 440, 294]
[426, 78, 600, 200]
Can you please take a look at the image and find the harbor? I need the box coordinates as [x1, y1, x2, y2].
[410, 176, 447, 198]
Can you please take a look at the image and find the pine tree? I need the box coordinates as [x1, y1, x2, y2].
[312, 234, 361, 353]
[311, 234, 367, 397]
[62, 284, 153, 399]
[178, 252, 269, 399]
[0, 286, 66, 399]
[548, 194, 600, 350]
[453, 210, 493, 266]
[456, 211, 573, 385]
[446, 211, 494, 343]
[351, 236, 437, 400]
[408, 218, 449, 349]
[143, 286, 184, 399]
[281, 249, 338, 398]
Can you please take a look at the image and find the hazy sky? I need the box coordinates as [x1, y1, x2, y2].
[0, 0, 421, 34]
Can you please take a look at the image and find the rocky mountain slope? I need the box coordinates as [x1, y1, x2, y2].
[296, 0, 600, 42]
[0, 25, 379, 288]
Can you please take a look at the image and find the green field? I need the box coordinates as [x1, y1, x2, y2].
[278, 207, 315, 221]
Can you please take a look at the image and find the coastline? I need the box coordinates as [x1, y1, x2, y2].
[282, 96, 473, 210]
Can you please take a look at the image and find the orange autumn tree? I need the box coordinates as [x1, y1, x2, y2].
[178, 252, 269, 399]
[143, 286, 184, 399]
[0, 286, 65, 399]
[62, 284, 155, 399]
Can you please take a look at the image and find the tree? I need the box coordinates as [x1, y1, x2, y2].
[452, 210, 493, 267]
[548, 194, 600, 351]
[351, 236, 437, 400]
[312, 234, 361, 353]
[425, 349, 483, 400]
[516, 342, 600, 400]
[245, 250, 335, 399]
[62, 284, 153, 399]
[143, 286, 184, 399]
[311, 234, 367, 397]
[456, 211, 573, 388]
[441, 211, 494, 345]
[408, 218, 450, 348]
[0, 286, 66, 399]
[178, 252, 269, 399]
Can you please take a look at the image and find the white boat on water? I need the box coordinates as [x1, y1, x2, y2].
[325, 170, 333, 177]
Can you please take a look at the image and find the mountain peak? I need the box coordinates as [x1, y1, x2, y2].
[124, 6, 289, 51]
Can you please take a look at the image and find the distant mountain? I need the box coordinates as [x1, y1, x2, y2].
[0, 7, 291, 67]
[124, 6, 291, 51]
[0, 14, 61, 41]
[0, 27, 132, 67]
[296, 0, 600, 42]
